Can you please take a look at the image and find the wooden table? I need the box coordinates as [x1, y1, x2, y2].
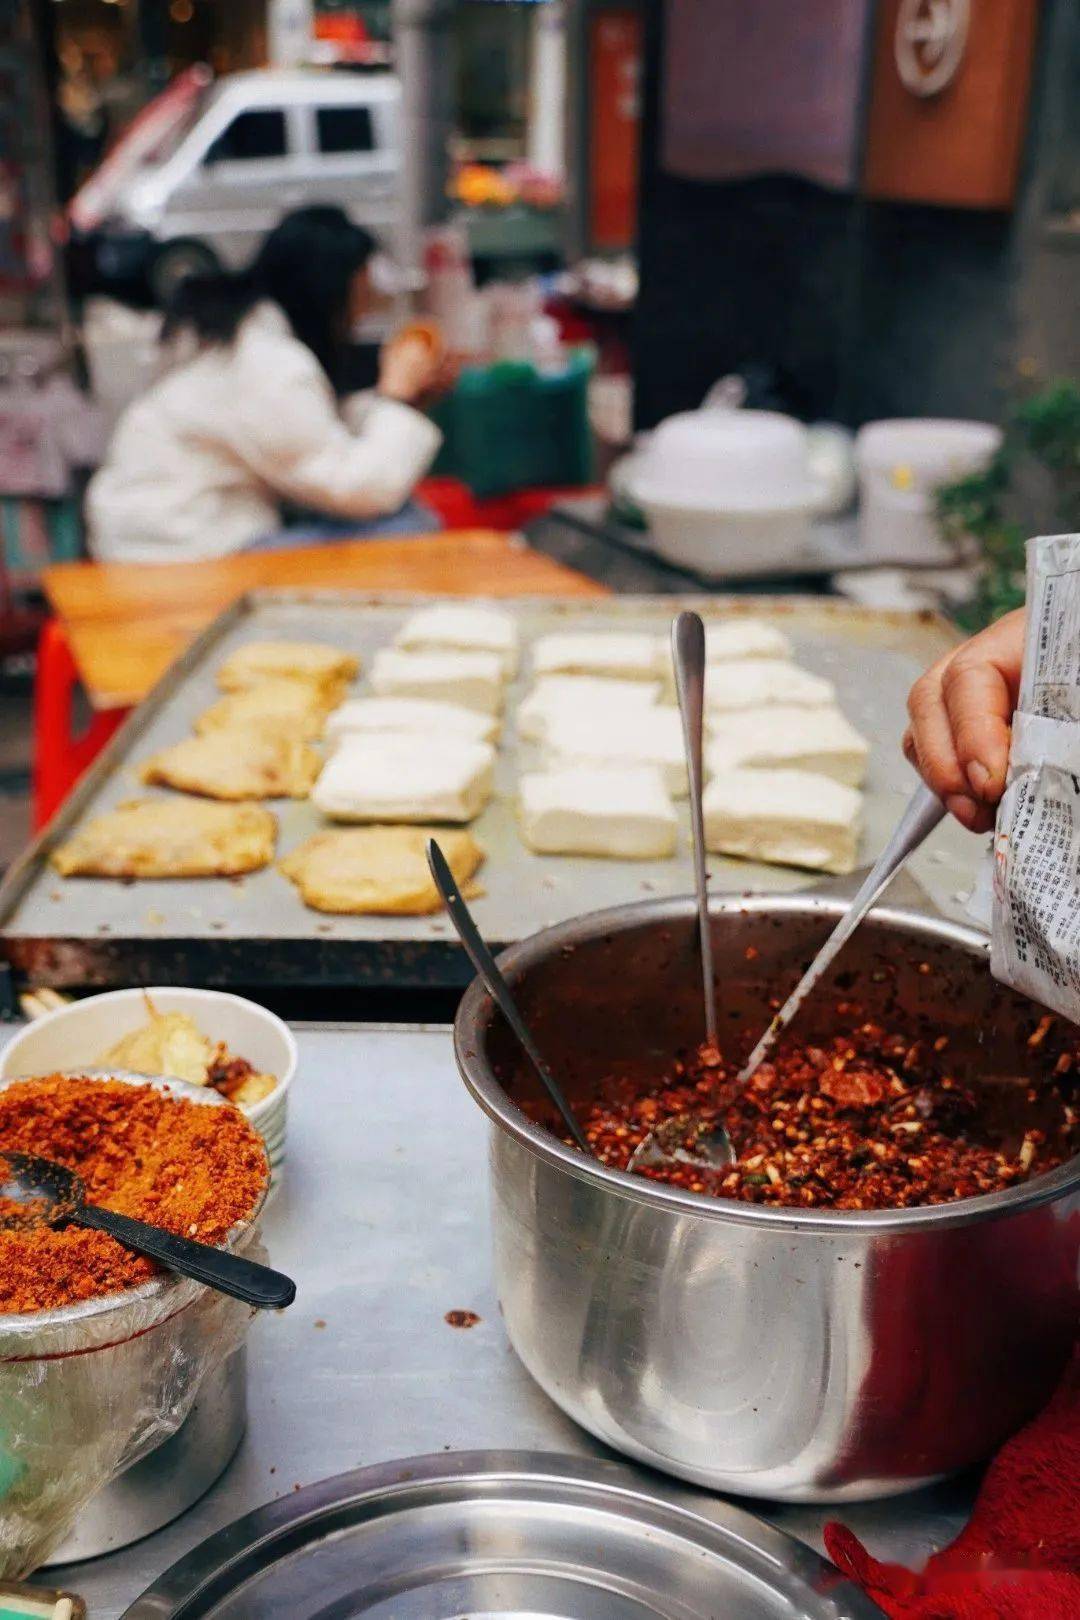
[42, 530, 604, 710]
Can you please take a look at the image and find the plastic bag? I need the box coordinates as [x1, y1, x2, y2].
[991, 533, 1080, 1021]
[0, 1222, 265, 1578]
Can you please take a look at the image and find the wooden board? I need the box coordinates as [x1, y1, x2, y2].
[42, 531, 604, 709]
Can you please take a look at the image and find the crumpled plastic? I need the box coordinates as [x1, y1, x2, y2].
[0, 1218, 265, 1578]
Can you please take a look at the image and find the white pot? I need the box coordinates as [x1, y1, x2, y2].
[635, 408, 817, 508]
[625, 408, 825, 578]
[0, 988, 297, 1187]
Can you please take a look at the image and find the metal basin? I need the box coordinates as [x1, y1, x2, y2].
[45, 1349, 247, 1565]
[0, 1070, 268, 1574]
[453, 895, 1080, 1502]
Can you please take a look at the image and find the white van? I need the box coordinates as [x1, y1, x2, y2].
[70, 69, 402, 305]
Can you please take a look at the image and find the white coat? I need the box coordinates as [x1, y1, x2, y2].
[86, 302, 442, 562]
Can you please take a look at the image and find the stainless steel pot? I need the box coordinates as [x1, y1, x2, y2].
[0, 1071, 268, 1575]
[45, 1349, 247, 1565]
[454, 895, 1080, 1503]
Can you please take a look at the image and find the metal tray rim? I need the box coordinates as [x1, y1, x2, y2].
[120, 1447, 883, 1618]
[0, 589, 962, 993]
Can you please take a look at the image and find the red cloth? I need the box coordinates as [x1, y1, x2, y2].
[825, 1351, 1080, 1618]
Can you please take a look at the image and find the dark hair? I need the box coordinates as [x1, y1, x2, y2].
[163, 206, 377, 387]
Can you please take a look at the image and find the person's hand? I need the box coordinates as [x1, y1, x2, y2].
[377, 333, 441, 405]
[904, 608, 1025, 832]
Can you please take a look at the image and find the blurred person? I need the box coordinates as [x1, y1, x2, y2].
[904, 609, 1025, 831]
[87, 207, 445, 562]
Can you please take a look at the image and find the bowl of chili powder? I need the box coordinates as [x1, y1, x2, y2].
[0, 1071, 269, 1316]
[0, 1070, 271, 1578]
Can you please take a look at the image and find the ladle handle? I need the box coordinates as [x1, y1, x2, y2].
[739, 782, 946, 1081]
[427, 838, 591, 1154]
[75, 1204, 297, 1310]
[672, 611, 718, 1048]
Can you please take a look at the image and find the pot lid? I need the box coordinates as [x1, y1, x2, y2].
[122, 1450, 880, 1618]
[631, 409, 818, 510]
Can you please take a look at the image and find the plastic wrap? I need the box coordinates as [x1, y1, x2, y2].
[0, 1221, 265, 1578]
[991, 533, 1080, 1020]
[0, 1069, 269, 1578]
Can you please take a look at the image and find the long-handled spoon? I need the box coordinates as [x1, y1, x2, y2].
[427, 838, 592, 1154]
[675, 611, 718, 1051]
[737, 781, 946, 1083]
[629, 612, 735, 1175]
[0, 1151, 296, 1309]
[631, 716, 946, 1176]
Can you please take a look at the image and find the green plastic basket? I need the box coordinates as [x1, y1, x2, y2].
[431, 347, 595, 499]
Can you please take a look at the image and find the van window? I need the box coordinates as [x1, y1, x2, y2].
[207, 109, 287, 163]
[317, 106, 375, 155]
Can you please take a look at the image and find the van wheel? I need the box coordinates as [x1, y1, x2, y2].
[150, 241, 220, 307]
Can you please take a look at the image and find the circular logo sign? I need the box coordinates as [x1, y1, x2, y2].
[895, 0, 970, 97]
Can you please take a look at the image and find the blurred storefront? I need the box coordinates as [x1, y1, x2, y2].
[44, 0, 266, 120]
[633, 0, 1078, 429]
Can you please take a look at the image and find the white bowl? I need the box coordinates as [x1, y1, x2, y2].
[0, 988, 297, 1185]
[630, 489, 813, 579]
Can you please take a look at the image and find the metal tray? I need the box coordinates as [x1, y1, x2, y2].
[121, 1450, 881, 1618]
[0, 590, 973, 991]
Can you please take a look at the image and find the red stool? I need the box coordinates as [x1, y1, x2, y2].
[32, 618, 129, 831]
[415, 477, 486, 529]
[507, 485, 606, 525]
[417, 478, 604, 534]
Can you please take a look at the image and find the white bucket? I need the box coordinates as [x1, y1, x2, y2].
[855, 418, 1002, 564]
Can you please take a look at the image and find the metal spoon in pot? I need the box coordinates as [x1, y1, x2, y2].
[632, 782, 947, 1177]
[630, 622, 949, 1177]
[630, 612, 736, 1176]
[737, 781, 946, 1083]
[427, 838, 592, 1154]
[0, 1150, 297, 1309]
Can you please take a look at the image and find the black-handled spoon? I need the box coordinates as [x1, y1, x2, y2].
[426, 837, 592, 1154]
[0, 1151, 296, 1310]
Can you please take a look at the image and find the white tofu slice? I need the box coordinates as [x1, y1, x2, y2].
[395, 604, 520, 676]
[516, 675, 661, 743]
[702, 768, 861, 874]
[705, 619, 794, 663]
[519, 766, 677, 859]
[704, 660, 836, 712]
[543, 706, 689, 797]
[656, 619, 794, 687]
[706, 705, 869, 787]
[532, 631, 658, 681]
[325, 697, 500, 747]
[312, 736, 495, 823]
[370, 648, 505, 715]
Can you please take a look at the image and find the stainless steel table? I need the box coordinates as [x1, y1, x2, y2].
[27, 1025, 975, 1617]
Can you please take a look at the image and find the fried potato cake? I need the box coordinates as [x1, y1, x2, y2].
[216, 639, 359, 694]
[140, 730, 320, 800]
[195, 678, 336, 741]
[280, 825, 484, 915]
[52, 797, 277, 878]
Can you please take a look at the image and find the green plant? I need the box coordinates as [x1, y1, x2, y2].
[938, 380, 1080, 630]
